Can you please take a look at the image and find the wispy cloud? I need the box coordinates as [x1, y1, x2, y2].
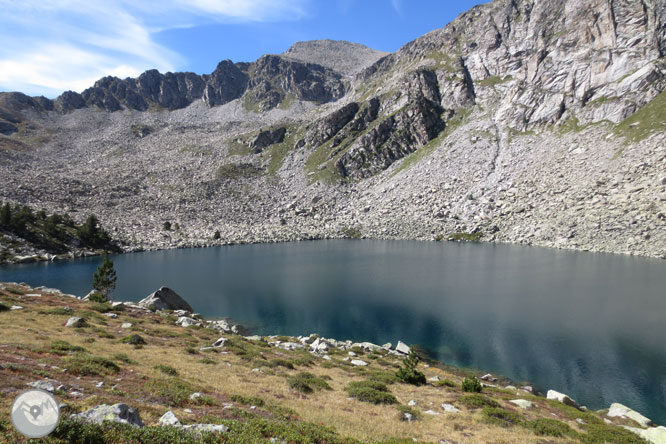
[391, 0, 403, 15]
[0, 0, 309, 97]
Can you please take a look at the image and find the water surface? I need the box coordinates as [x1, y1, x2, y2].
[1, 240, 665, 424]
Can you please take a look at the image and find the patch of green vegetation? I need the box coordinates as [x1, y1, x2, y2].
[526, 418, 576, 438]
[243, 94, 263, 113]
[50, 340, 86, 355]
[458, 394, 499, 409]
[395, 351, 426, 386]
[581, 423, 650, 444]
[341, 226, 362, 239]
[154, 364, 179, 376]
[286, 372, 332, 394]
[266, 127, 298, 176]
[393, 107, 472, 175]
[144, 378, 197, 407]
[278, 93, 296, 110]
[461, 375, 483, 392]
[0, 302, 9, 312]
[425, 51, 460, 72]
[478, 75, 513, 88]
[449, 232, 483, 242]
[346, 380, 397, 405]
[229, 394, 266, 407]
[558, 116, 585, 134]
[546, 400, 603, 424]
[396, 404, 422, 421]
[121, 334, 147, 346]
[199, 357, 217, 365]
[65, 353, 120, 376]
[434, 379, 457, 388]
[613, 90, 666, 143]
[367, 371, 398, 385]
[481, 407, 523, 427]
[112, 353, 136, 364]
[215, 163, 263, 180]
[39, 306, 74, 315]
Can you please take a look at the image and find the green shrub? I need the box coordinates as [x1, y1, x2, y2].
[395, 351, 426, 386]
[65, 354, 120, 376]
[50, 340, 86, 355]
[88, 291, 108, 303]
[0, 302, 10, 312]
[286, 372, 331, 394]
[199, 357, 216, 365]
[458, 394, 499, 409]
[184, 347, 198, 355]
[396, 404, 421, 421]
[526, 418, 576, 437]
[154, 364, 179, 376]
[434, 379, 457, 388]
[145, 378, 196, 407]
[346, 380, 397, 405]
[367, 371, 398, 385]
[112, 353, 135, 364]
[40, 306, 73, 315]
[580, 424, 651, 444]
[121, 334, 146, 345]
[462, 376, 482, 392]
[229, 394, 265, 407]
[482, 407, 523, 427]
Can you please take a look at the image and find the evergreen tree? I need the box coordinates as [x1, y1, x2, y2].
[92, 254, 117, 301]
[0, 203, 10, 228]
[78, 214, 111, 248]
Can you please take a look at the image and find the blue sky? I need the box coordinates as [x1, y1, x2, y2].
[0, 0, 486, 98]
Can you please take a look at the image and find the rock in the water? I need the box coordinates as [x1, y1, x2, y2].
[28, 381, 55, 393]
[547, 390, 580, 409]
[71, 403, 144, 427]
[138, 287, 193, 312]
[65, 317, 88, 328]
[395, 341, 410, 355]
[607, 403, 653, 427]
[624, 426, 666, 444]
[351, 359, 368, 366]
[509, 399, 533, 409]
[159, 411, 181, 426]
[441, 403, 461, 413]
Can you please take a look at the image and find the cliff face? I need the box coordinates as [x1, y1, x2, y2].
[1, 1, 665, 259]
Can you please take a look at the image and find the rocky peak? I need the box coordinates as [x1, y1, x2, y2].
[282, 39, 389, 75]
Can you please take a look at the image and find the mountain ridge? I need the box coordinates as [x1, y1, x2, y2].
[1, 0, 665, 262]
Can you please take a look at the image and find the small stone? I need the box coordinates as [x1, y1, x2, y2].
[104, 313, 118, 318]
[159, 410, 181, 426]
[66, 317, 88, 328]
[95, 381, 104, 388]
[10, 305, 23, 310]
[428, 376, 441, 382]
[480, 373, 497, 382]
[509, 399, 533, 409]
[28, 381, 55, 393]
[189, 392, 202, 401]
[441, 403, 461, 413]
[408, 400, 417, 406]
[213, 337, 228, 348]
[403, 412, 414, 422]
[121, 322, 133, 329]
[348, 351, 357, 357]
[424, 409, 440, 415]
[350, 359, 368, 366]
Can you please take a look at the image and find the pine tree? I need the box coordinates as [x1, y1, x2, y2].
[93, 254, 117, 301]
[0, 203, 10, 228]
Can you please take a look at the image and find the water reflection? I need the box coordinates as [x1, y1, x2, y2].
[1, 240, 665, 424]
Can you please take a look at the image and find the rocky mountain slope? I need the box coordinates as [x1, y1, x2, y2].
[0, 0, 665, 260]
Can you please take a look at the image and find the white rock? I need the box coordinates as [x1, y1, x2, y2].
[350, 359, 368, 366]
[624, 426, 666, 444]
[121, 322, 133, 329]
[104, 313, 118, 318]
[189, 392, 202, 401]
[212, 337, 228, 348]
[428, 376, 441, 382]
[159, 411, 181, 426]
[510, 399, 533, 409]
[424, 409, 440, 415]
[408, 400, 417, 406]
[28, 381, 55, 393]
[65, 317, 87, 327]
[547, 389, 580, 409]
[176, 316, 198, 327]
[607, 403, 653, 427]
[480, 373, 497, 382]
[441, 403, 461, 413]
[10, 305, 24, 310]
[395, 341, 410, 355]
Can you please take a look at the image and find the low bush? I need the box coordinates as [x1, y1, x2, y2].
[395, 351, 426, 386]
[286, 372, 331, 394]
[154, 364, 179, 376]
[526, 418, 576, 437]
[346, 380, 397, 405]
[482, 407, 523, 427]
[144, 378, 196, 407]
[229, 394, 265, 407]
[580, 424, 651, 444]
[65, 354, 120, 376]
[87, 291, 108, 303]
[121, 334, 146, 345]
[50, 340, 86, 355]
[458, 394, 499, 409]
[199, 357, 216, 365]
[462, 376, 482, 392]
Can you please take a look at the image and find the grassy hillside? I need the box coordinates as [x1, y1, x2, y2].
[0, 283, 652, 444]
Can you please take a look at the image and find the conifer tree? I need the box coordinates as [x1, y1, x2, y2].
[92, 254, 117, 301]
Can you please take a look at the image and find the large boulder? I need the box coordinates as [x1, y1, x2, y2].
[607, 403, 653, 427]
[138, 287, 193, 312]
[71, 403, 144, 427]
[624, 426, 666, 444]
[547, 390, 580, 409]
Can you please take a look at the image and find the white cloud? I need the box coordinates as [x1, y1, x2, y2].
[0, 0, 309, 97]
[391, 0, 403, 15]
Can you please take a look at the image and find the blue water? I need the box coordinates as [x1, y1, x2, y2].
[1, 240, 665, 424]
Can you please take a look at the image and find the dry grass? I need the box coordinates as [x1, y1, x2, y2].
[0, 282, 649, 444]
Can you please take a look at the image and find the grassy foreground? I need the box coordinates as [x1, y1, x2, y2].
[0, 282, 651, 444]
